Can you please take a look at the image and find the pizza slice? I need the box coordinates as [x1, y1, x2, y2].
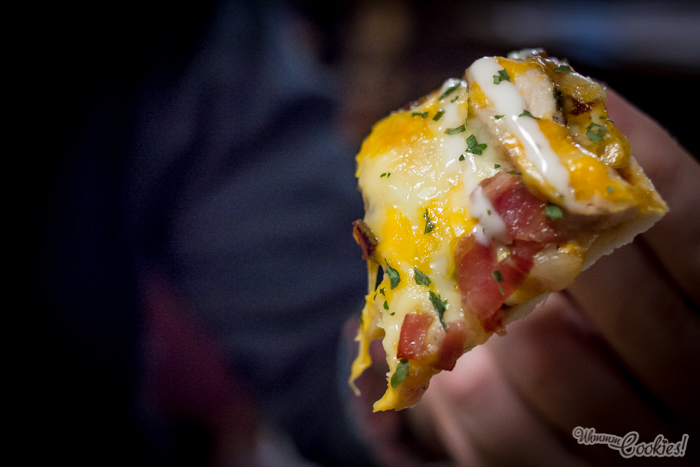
[349, 49, 667, 411]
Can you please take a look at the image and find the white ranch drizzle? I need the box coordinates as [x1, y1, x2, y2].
[471, 185, 509, 245]
[469, 57, 572, 200]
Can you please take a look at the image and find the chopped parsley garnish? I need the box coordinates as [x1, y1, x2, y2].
[494, 114, 504, 120]
[544, 203, 563, 220]
[554, 65, 572, 73]
[586, 122, 607, 143]
[380, 287, 385, 296]
[414, 267, 431, 286]
[429, 291, 448, 331]
[390, 312, 395, 316]
[412, 111, 428, 119]
[450, 95, 461, 103]
[439, 84, 460, 100]
[607, 185, 614, 193]
[493, 69, 510, 84]
[518, 110, 539, 119]
[385, 260, 401, 289]
[494, 163, 501, 168]
[433, 109, 445, 121]
[383, 300, 389, 310]
[459, 154, 465, 161]
[391, 359, 410, 388]
[424, 209, 435, 234]
[487, 209, 492, 215]
[507, 170, 521, 175]
[491, 270, 505, 296]
[380, 172, 391, 178]
[446, 124, 466, 134]
[466, 134, 487, 155]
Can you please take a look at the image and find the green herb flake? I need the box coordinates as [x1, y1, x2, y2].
[491, 270, 505, 296]
[466, 134, 487, 155]
[385, 260, 401, 289]
[544, 203, 564, 221]
[459, 154, 465, 161]
[380, 172, 389, 178]
[494, 163, 501, 169]
[487, 209, 492, 215]
[446, 124, 466, 134]
[380, 288, 385, 296]
[554, 65, 572, 73]
[423, 209, 435, 234]
[429, 291, 448, 331]
[391, 359, 410, 388]
[414, 267, 431, 286]
[607, 185, 614, 194]
[494, 114, 504, 120]
[450, 95, 461, 103]
[383, 300, 389, 310]
[586, 122, 607, 143]
[390, 312, 395, 316]
[518, 110, 539, 119]
[439, 84, 460, 101]
[433, 109, 445, 121]
[412, 111, 429, 119]
[508, 170, 521, 175]
[493, 69, 510, 84]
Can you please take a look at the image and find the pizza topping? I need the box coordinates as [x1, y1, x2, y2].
[413, 266, 431, 286]
[391, 359, 410, 388]
[385, 260, 401, 289]
[456, 234, 536, 334]
[480, 171, 561, 243]
[437, 321, 468, 370]
[439, 83, 460, 101]
[468, 57, 573, 202]
[352, 219, 378, 260]
[491, 270, 506, 296]
[471, 184, 509, 245]
[518, 110, 539, 119]
[586, 122, 607, 143]
[446, 124, 466, 134]
[429, 291, 448, 331]
[397, 313, 433, 359]
[466, 134, 487, 155]
[544, 203, 564, 220]
[423, 209, 435, 233]
[493, 69, 510, 84]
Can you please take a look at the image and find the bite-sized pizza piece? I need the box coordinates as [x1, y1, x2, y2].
[349, 49, 667, 411]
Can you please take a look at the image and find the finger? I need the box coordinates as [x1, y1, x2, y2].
[567, 239, 700, 428]
[414, 336, 588, 466]
[488, 293, 693, 464]
[605, 89, 700, 304]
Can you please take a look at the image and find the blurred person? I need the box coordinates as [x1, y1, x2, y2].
[31, 0, 374, 464]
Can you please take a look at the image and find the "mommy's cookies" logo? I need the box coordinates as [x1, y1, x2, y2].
[572, 426, 689, 458]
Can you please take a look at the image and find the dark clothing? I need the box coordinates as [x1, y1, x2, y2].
[32, 1, 371, 464]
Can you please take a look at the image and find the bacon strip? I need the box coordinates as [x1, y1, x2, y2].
[352, 219, 378, 260]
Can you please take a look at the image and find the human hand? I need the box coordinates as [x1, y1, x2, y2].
[408, 89, 700, 465]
